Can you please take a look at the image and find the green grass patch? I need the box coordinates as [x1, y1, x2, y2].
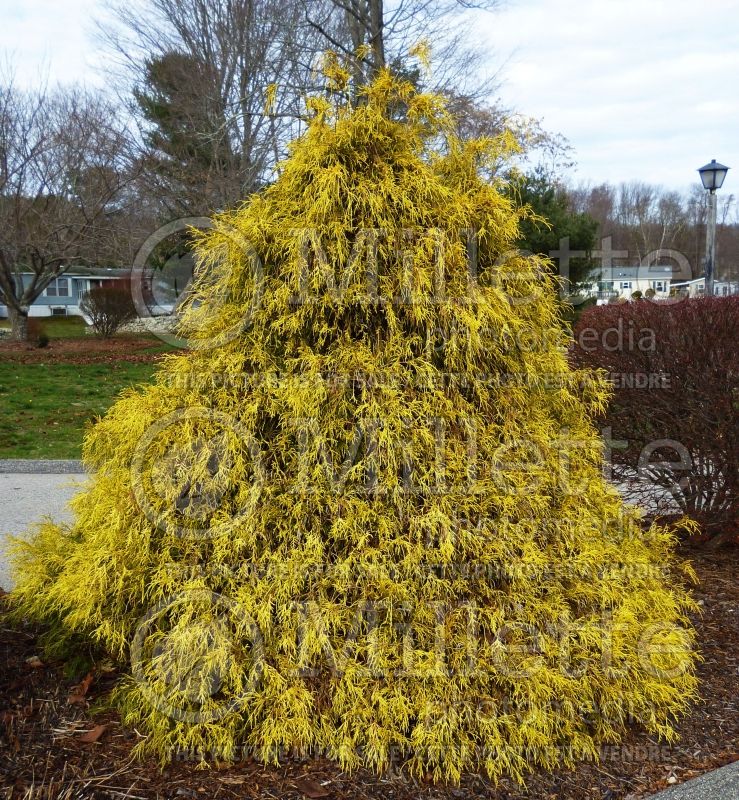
[0, 361, 158, 459]
[36, 315, 89, 338]
[0, 315, 89, 338]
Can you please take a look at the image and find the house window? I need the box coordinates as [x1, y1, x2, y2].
[651, 280, 667, 293]
[51, 307, 67, 316]
[620, 281, 632, 290]
[45, 277, 69, 297]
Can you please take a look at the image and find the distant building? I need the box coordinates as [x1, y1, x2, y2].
[670, 278, 739, 298]
[0, 267, 130, 319]
[583, 265, 677, 304]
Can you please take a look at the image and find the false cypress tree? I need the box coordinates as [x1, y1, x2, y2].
[11, 74, 697, 783]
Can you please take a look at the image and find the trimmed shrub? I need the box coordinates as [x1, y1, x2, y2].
[571, 296, 739, 544]
[80, 279, 137, 337]
[9, 75, 698, 783]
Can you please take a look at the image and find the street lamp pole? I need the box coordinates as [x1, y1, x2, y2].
[697, 159, 730, 297]
[705, 189, 717, 297]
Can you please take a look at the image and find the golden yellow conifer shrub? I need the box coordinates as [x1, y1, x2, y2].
[10, 73, 697, 783]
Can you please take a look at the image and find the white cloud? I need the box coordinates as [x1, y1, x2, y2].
[1, 0, 103, 89]
[2, 0, 737, 195]
[475, 0, 739, 193]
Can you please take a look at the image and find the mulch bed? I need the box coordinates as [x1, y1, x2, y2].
[0, 337, 171, 365]
[1, 546, 736, 800]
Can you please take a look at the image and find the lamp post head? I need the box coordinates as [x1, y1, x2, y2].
[698, 159, 730, 192]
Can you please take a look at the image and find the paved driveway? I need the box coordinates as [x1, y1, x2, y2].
[0, 469, 87, 591]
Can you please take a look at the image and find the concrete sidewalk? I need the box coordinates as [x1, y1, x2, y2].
[0, 459, 84, 474]
[0, 464, 87, 590]
[646, 760, 739, 798]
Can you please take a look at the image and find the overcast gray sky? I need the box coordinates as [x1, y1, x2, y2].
[2, 0, 737, 196]
[476, 0, 739, 195]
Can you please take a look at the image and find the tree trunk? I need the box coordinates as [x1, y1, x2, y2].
[368, 0, 385, 77]
[8, 306, 29, 341]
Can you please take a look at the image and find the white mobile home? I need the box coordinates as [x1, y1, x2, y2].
[0, 268, 130, 319]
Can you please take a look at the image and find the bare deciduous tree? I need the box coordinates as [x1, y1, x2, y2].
[0, 76, 134, 340]
[94, 0, 514, 223]
[97, 0, 317, 216]
[611, 182, 689, 263]
[567, 180, 739, 283]
[303, 0, 502, 96]
[445, 90, 575, 181]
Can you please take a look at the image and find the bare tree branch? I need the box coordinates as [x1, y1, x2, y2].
[0, 73, 137, 340]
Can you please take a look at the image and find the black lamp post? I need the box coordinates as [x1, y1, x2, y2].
[697, 159, 729, 296]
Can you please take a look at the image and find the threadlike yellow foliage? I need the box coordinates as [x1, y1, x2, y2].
[9, 74, 697, 783]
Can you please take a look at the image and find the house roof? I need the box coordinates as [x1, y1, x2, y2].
[60, 266, 131, 278]
[591, 265, 676, 282]
[17, 267, 130, 279]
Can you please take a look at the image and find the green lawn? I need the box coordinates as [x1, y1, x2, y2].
[0, 361, 159, 459]
[0, 314, 89, 338]
[0, 315, 175, 458]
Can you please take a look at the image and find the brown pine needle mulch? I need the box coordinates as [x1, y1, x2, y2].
[1, 546, 737, 800]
